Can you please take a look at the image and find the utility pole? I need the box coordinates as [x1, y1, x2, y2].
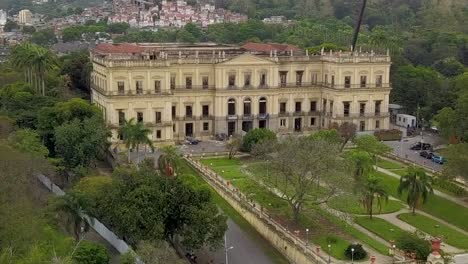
[351, 0, 368, 52]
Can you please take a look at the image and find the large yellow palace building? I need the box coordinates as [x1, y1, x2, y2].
[90, 42, 391, 143]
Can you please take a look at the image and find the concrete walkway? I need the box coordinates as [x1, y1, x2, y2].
[240, 166, 393, 263]
[375, 166, 468, 208]
[375, 209, 463, 254]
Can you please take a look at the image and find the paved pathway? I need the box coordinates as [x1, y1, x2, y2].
[375, 209, 463, 254]
[240, 166, 392, 263]
[375, 166, 468, 208]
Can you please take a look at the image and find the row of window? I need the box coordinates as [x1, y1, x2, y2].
[117, 99, 383, 125]
[113, 73, 385, 93]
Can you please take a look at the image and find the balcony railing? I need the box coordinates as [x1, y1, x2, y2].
[242, 114, 254, 120]
[258, 113, 269, 120]
[227, 115, 238, 120]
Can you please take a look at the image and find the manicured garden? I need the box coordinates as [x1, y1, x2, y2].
[200, 157, 390, 259]
[328, 195, 403, 215]
[374, 171, 468, 232]
[355, 217, 408, 242]
[179, 160, 290, 264]
[398, 213, 468, 250]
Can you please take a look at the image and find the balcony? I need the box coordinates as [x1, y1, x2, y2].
[227, 115, 238, 120]
[201, 115, 213, 120]
[242, 114, 254, 120]
[278, 112, 289, 117]
[293, 111, 305, 116]
[322, 83, 391, 89]
[184, 115, 194, 121]
[258, 113, 269, 120]
[309, 111, 321, 116]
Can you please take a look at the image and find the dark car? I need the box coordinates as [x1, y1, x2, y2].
[432, 154, 447, 164]
[410, 142, 432, 151]
[419, 151, 434, 159]
[186, 137, 200, 145]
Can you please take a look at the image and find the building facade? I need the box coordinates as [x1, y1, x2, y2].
[90, 42, 392, 144]
[18, 9, 32, 25]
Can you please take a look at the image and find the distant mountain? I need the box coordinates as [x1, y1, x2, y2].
[214, 0, 467, 32]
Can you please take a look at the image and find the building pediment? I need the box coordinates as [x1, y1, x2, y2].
[219, 53, 276, 66]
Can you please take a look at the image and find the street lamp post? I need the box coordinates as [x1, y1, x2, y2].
[392, 244, 396, 264]
[351, 247, 355, 264]
[327, 244, 331, 264]
[224, 234, 234, 264]
[305, 228, 309, 253]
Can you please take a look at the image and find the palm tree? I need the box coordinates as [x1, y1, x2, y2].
[51, 193, 92, 242]
[118, 118, 153, 165]
[10, 43, 58, 95]
[397, 166, 434, 215]
[158, 145, 181, 177]
[31, 45, 58, 96]
[360, 176, 388, 219]
[347, 150, 375, 192]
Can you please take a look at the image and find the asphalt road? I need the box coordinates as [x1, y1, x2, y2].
[195, 219, 278, 264]
[383, 132, 443, 172]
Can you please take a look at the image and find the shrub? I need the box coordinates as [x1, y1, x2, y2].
[73, 241, 110, 264]
[120, 251, 136, 264]
[344, 243, 367, 260]
[432, 177, 467, 197]
[396, 233, 431, 260]
[374, 129, 402, 141]
[242, 128, 276, 152]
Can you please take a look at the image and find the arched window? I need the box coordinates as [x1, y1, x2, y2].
[243, 98, 252, 116]
[228, 98, 236, 116]
[259, 97, 267, 115]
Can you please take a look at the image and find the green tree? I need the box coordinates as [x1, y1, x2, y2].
[4, 20, 18, 32]
[226, 134, 242, 159]
[31, 28, 57, 47]
[50, 193, 93, 242]
[253, 136, 351, 222]
[360, 176, 388, 219]
[60, 51, 91, 92]
[397, 167, 434, 214]
[354, 135, 391, 163]
[242, 128, 276, 152]
[308, 129, 342, 144]
[97, 167, 227, 249]
[72, 241, 109, 264]
[158, 145, 181, 177]
[118, 118, 153, 165]
[10, 129, 49, 157]
[54, 116, 110, 170]
[432, 57, 465, 77]
[107, 22, 130, 34]
[346, 150, 375, 189]
[135, 241, 185, 264]
[443, 143, 468, 183]
[22, 25, 36, 34]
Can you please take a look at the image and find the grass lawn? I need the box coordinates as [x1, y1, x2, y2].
[377, 158, 406, 170]
[179, 160, 290, 264]
[398, 213, 468, 250]
[328, 195, 403, 215]
[355, 217, 408, 242]
[374, 171, 468, 232]
[201, 157, 389, 258]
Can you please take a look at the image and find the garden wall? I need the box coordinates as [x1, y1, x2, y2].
[185, 157, 329, 264]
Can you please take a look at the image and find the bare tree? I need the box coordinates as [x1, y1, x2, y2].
[330, 122, 357, 151]
[253, 136, 352, 222]
[226, 134, 242, 159]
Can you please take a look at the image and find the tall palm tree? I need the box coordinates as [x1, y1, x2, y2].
[398, 166, 434, 215]
[10, 43, 57, 96]
[158, 145, 180, 177]
[51, 193, 92, 242]
[31, 45, 58, 96]
[118, 118, 153, 165]
[360, 176, 388, 219]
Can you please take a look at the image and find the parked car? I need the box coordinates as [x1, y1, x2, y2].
[410, 142, 432, 151]
[419, 151, 434, 159]
[431, 154, 447, 164]
[186, 137, 200, 145]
